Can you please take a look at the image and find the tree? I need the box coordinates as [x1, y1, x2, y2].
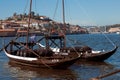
[13, 12, 17, 17]
[31, 11, 35, 18]
[23, 13, 27, 17]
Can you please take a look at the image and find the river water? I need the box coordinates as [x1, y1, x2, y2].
[0, 33, 120, 80]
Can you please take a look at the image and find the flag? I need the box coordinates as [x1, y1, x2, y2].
[30, 34, 36, 43]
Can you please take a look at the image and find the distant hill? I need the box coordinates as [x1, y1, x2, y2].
[2, 12, 89, 34]
[6, 11, 52, 22]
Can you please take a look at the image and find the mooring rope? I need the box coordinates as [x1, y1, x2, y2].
[53, 0, 59, 20]
[101, 33, 116, 47]
[23, 0, 29, 14]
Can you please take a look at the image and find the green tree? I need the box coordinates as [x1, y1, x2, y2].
[31, 11, 35, 18]
[13, 12, 17, 17]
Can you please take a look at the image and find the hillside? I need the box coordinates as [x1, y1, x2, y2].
[1, 12, 88, 34]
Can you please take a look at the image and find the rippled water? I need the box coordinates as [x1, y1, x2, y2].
[0, 33, 120, 80]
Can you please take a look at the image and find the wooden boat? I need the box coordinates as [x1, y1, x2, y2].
[61, 45, 118, 61]
[3, 0, 80, 69]
[37, 42, 117, 61]
[79, 46, 117, 61]
[3, 36, 80, 69]
[51, 45, 117, 61]
[4, 35, 81, 69]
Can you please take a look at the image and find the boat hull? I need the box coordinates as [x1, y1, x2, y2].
[8, 57, 79, 69]
[60, 46, 117, 61]
[80, 46, 118, 61]
[4, 49, 80, 69]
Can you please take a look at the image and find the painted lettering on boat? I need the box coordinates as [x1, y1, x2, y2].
[52, 59, 59, 62]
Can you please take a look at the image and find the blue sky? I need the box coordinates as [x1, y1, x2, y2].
[0, 0, 120, 26]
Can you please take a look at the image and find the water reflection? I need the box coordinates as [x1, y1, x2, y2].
[7, 61, 77, 80]
[74, 61, 117, 80]
[76, 60, 114, 66]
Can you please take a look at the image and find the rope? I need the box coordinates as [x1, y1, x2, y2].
[53, 0, 59, 20]
[75, 0, 116, 47]
[101, 33, 116, 47]
[34, 0, 37, 13]
[23, 0, 29, 14]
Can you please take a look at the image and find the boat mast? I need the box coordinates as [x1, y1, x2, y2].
[62, 0, 65, 25]
[26, 0, 32, 47]
[62, 0, 66, 48]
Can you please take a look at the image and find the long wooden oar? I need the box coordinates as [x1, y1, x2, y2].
[17, 42, 41, 58]
[90, 69, 120, 80]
